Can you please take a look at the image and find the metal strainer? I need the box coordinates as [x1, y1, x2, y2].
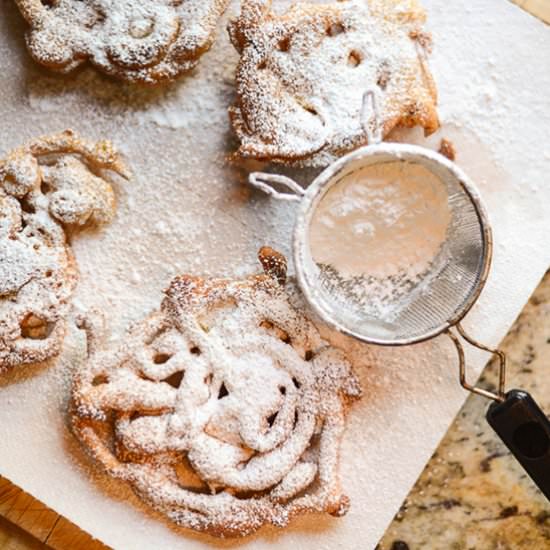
[248, 92, 550, 500]
[295, 143, 491, 346]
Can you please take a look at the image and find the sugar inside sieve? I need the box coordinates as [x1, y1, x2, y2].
[295, 143, 491, 346]
[248, 92, 550, 500]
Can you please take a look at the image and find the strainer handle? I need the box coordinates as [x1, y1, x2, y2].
[446, 323, 506, 402]
[361, 89, 383, 145]
[448, 323, 550, 502]
[486, 389, 550, 501]
[248, 173, 305, 202]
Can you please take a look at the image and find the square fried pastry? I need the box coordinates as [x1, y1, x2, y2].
[71, 247, 362, 537]
[229, 0, 439, 165]
[15, 0, 229, 84]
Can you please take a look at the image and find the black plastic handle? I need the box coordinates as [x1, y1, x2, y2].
[486, 389, 550, 501]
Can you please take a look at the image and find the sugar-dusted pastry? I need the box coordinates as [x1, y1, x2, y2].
[0, 130, 128, 371]
[15, 0, 230, 84]
[228, 0, 439, 165]
[71, 247, 361, 537]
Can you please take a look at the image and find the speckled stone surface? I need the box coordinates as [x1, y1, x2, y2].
[377, 272, 550, 550]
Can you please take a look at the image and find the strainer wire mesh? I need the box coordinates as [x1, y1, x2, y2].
[307, 153, 490, 344]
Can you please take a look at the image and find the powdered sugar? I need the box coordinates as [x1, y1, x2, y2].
[16, 0, 230, 84]
[228, 0, 438, 165]
[310, 161, 450, 279]
[0, 131, 126, 370]
[72, 250, 361, 537]
[309, 160, 450, 324]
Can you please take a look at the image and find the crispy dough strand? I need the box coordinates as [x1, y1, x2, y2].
[0, 131, 125, 370]
[71, 248, 362, 537]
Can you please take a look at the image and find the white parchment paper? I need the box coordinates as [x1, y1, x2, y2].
[0, 1, 549, 548]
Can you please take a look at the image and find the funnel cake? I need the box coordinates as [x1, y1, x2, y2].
[71, 247, 361, 537]
[0, 130, 128, 371]
[15, 0, 230, 84]
[229, 0, 439, 165]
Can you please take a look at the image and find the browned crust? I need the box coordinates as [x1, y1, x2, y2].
[228, 0, 439, 166]
[14, 0, 230, 84]
[70, 249, 361, 537]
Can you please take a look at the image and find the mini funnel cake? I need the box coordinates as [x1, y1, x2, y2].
[229, 0, 439, 165]
[71, 248, 361, 537]
[0, 130, 128, 371]
[15, 0, 230, 84]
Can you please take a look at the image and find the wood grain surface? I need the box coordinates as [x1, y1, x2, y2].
[511, 0, 550, 22]
[0, 477, 107, 550]
[0, 2, 547, 550]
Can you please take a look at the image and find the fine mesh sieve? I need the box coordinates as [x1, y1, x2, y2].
[249, 88, 492, 347]
[293, 144, 492, 346]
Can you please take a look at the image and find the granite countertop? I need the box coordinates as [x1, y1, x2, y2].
[377, 272, 550, 550]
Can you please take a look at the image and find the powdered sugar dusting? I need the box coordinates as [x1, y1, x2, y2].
[0, 131, 127, 370]
[16, 0, 230, 84]
[310, 160, 450, 323]
[228, 0, 438, 165]
[71, 250, 361, 537]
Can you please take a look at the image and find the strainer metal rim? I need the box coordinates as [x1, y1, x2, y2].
[293, 142, 494, 346]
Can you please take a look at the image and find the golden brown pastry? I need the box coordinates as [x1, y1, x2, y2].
[229, 0, 439, 165]
[0, 130, 128, 371]
[71, 247, 361, 537]
[15, 0, 230, 84]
